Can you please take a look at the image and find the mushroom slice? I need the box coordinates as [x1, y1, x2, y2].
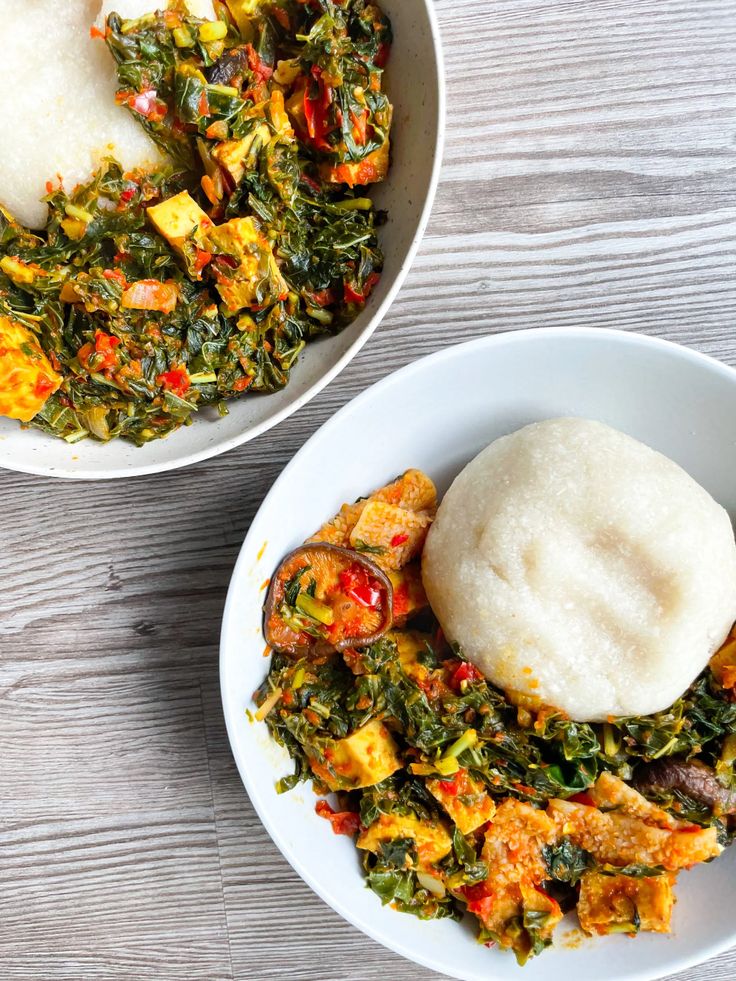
[633, 758, 736, 815]
[264, 543, 393, 655]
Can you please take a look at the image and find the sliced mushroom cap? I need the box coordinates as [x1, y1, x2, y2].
[633, 758, 736, 814]
[263, 543, 393, 655]
[204, 46, 249, 86]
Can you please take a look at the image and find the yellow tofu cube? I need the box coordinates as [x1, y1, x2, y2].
[427, 769, 496, 835]
[147, 191, 213, 261]
[0, 315, 61, 421]
[309, 719, 401, 791]
[373, 468, 437, 512]
[212, 124, 271, 184]
[321, 140, 391, 188]
[349, 500, 432, 571]
[577, 871, 675, 935]
[387, 629, 432, 686]
[1, 255, 41, 285]
[357, 811, 452, 870]
[206, 216, 288, 312]
[307, 470, 436, 549]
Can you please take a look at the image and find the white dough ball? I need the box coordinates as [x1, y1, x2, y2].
[422, 418, 736, 722]
[0, 0, 165, 229]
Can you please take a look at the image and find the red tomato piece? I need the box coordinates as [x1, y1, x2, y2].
[450, 661, 484, 691]
[568, 792, 597, 807]
[157, 366, 191, 397]
[315, 800, 361, 836]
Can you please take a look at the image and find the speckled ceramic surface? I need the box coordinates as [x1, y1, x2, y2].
[0, 0, 445, 479]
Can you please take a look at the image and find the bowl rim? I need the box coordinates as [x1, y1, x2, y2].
[220, 326, 736, 981]
[1, 0, 446, 481]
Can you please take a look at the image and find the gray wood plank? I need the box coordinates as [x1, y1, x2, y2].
[4, 0, 736, 977]
[0, 665, 232, 980]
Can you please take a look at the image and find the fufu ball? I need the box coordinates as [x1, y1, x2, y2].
[422, 418, 736, 721]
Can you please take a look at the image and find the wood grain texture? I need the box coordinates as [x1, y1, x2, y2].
[3, 1, 736, 977]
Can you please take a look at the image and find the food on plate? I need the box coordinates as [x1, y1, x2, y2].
[0, 1, 392, 444]
[254, 436, 736, 964]
[423, 418, 736, 721]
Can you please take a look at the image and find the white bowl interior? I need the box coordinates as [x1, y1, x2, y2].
[0, 0, 443, 479]
[221, 328, 736, 981]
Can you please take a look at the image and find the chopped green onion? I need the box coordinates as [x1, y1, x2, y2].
[173, 26, 195, 47]
[442, 729, 478, 760]
[255, 686, 283, 722]
[189, 371, 217, 384]
[296, 593, 334, 625]
[416, 872, 446, 898]
[333, 198, 373, 212]
[650, 735, 679, 760]
[604, 922, 639, 934]
[62, 428, 89, 444]
[603, 723, 621, 757]
[291, 667, 306, 691]
[207, 83, 239, 97]
[305, 305, 333, 325]
[434, 756, 461, 776]
[308, 699, 331, 719]
[64, 204, 94, 223]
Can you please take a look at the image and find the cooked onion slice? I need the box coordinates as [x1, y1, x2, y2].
[264, 543, 393, 654]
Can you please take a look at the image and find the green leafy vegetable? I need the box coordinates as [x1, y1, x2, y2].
[0, 1, 391, 444]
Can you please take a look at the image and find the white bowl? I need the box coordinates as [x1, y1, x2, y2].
[0, 0, 444, 480]
[221, 327, 736, 981]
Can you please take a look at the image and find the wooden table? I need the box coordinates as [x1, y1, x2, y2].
[3, 1, 736, 978]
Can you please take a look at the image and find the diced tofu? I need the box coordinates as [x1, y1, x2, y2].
[389, 629, 432, 685]
[427, 768, 496, 835]
[212, 124, 270, 184]
[375, 469, 437, 512]
[389, 564, 428, 623]
[547, 796, 720, 870]
[349, 500, 432, 571]
[147, 191, 213, 261]
[481, 799, 557, 886]
[206, 216, 288, 312]
[577, 871, 675, 935]
[0, 315, 61, 421]
[307, 470, 437, 548]
[590, 771, 679, 829]
[470, 800, 561, 956]
[273, 58, 302, 87]
[321, 141, 390, 188]
[308, 719, 401, 791]
[1, 255, 43, 285]
[308, 499, 367, 548]
[357, 811, 452, 869]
